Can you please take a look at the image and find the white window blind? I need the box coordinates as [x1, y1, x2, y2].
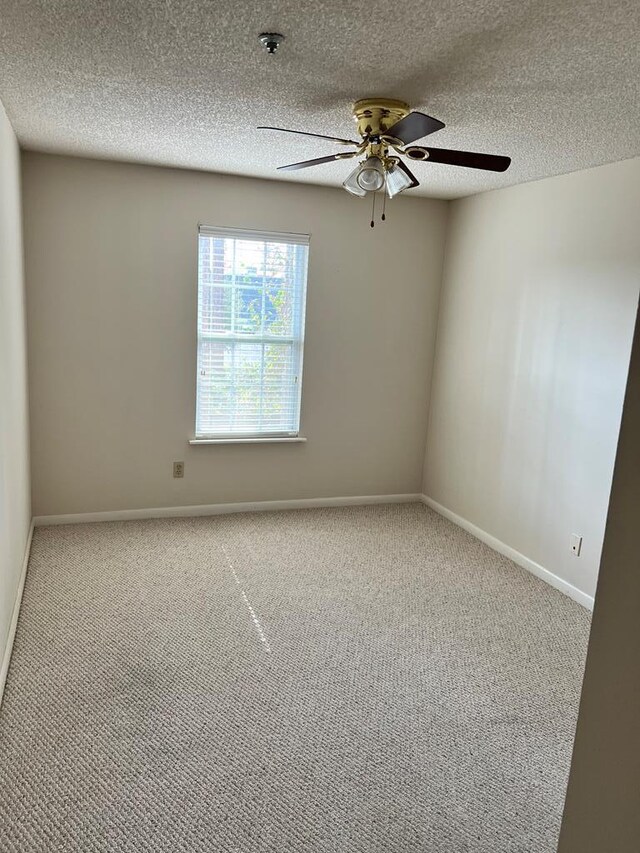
[196, 225, 309, 439]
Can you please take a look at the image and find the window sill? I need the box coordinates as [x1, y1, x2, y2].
[189, 437, 307, 445]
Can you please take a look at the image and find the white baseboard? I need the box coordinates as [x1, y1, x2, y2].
[0, 519, 35, 708]
[421, 495, 594, 611]
[34, 493, 423, 527]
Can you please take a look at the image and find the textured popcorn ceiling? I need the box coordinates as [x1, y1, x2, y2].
[0, 0, 638, 198]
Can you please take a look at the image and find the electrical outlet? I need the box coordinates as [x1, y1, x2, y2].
[571, 534, 582, 556]
[173, 461, 184, 479]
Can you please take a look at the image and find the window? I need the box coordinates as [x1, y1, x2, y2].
[195, 226, 309, 440]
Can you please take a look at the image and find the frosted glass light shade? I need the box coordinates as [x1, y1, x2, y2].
[386, 162, 415, 198]
[343, 163, 367, 196]
[356, 156, 385, 192]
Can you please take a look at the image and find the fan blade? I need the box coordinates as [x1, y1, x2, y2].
[277, 152, 357, 171]
[258, 126, 359, 146]
[406, 146, 511, 172]
[383, 111, 444, 145]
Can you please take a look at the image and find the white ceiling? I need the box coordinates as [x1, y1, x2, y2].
[0, 0, 638, 198]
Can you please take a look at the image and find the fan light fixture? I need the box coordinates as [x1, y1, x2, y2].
[343, 156, 387, 196]
[356, 156, 385, 191]
[385, 162, 415, 199]
[343, 156, 412, 202]
[343, 164, 367, 197]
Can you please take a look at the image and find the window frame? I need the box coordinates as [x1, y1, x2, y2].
[193, 224, 310, 443]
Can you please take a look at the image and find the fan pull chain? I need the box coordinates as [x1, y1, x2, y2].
[370, 191, 376, 228]
[381, 189, 387, 222]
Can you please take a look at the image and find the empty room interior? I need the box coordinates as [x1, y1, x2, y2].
[1, 1, 639, 851]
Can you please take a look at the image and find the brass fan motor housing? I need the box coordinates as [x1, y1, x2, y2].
[352, 98, 410, 140]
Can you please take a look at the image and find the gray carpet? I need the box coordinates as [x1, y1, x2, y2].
[0, 504, 591, 852]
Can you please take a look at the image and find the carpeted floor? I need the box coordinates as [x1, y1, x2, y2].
[0, 503, 591, 852]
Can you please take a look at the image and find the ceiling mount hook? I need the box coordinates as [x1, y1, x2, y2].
[258, 33, 285, 55]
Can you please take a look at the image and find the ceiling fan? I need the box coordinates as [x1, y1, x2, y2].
[259, 98, 511, 225]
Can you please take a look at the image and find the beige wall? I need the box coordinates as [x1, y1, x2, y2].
[557, 300, 640, 852]
[23, 153, 448, 516]
[424, 157, 640, 601]
[0, 101, 31, 676]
